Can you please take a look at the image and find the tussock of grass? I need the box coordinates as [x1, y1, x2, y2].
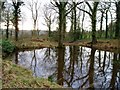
[11, 38, 58, 50]
[2, 60, 61, 88]
[0, 57, 2, 89]
[65, 39, 120, 53]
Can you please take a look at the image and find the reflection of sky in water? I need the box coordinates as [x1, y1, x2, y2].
[16, 46, 120, 89]
[18, 48, 57, 78]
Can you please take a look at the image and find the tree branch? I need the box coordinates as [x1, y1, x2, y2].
[86, 2, 92, 12]
[77, 7, 92, 17]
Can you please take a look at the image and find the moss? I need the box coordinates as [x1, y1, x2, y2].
[2, 60, 62, 88]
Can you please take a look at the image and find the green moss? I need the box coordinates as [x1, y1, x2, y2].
[2, 60, 62, 88]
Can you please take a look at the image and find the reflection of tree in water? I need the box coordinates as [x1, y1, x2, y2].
[15, 46, 120, 89]
[30, 50, 37, 76]
[64, 46, 79, 87]
[109, 53, 120, 89]
[57, 46, 65, 85]
[15, 49, 18, 64]
[72, 47, 96, 89]
[19, 50, 38, 76]
[87, 47, 96, 89]
[43, 47, 57, 63]
[62, 47, 120, 89]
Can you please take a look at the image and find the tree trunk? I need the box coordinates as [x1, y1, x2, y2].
[6, 21, 9, 39]
[99, 12, 104, 38]
[91, 2, 99, 44]
[91, 15, 97, 44]
[15, 9, 19, 41]
[73, 2, 77, 41]
[57, 47, 65, 85]
[58, 3, 66, 47]
[81, 11, 85, 39]
[69, 10, 74, 41]
[109, 53, 118, 89]
[105, 10, 108, 39]
[88, 47, 96, 89]
[48, 24, 51, 37]
[115, 1, 120, 39]
[32, 19, 37, 37]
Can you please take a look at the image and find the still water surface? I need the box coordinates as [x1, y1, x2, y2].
[13, 46, 120, 89]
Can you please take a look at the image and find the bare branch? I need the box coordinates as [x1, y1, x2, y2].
[86, 2, 93, 12]
[77, 7, 92, 17]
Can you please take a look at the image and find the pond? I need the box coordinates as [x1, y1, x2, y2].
[13, 46, 120, 89]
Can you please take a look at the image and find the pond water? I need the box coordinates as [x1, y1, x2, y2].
[13, 46, 120, 89]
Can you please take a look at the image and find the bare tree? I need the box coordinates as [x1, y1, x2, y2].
[43, 4, 54, 37]
[12, 0, 24, 41]
[51, 0, 67, 47]
[78, 2, 99, 44]
[4, 2, 13, 39]
[51, 0, 82, 47]
[26, 0, 40, 37]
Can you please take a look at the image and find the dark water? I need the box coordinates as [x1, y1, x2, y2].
[13, 46, 120, 89]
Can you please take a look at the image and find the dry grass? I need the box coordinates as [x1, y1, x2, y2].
[64, 39, 120, 53]
[11, 38, 58, 50]
[0, 56, 2, 89]
[10, 37, 120, 53]
[2, 60, 62, 88]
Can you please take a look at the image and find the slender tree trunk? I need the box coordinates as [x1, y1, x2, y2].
[6, 20, 9, 39]
[105, 10, 108, 39]
[73, 2, 77, 41]
[98, 50, 101, 67]
[115, 1, 120, 39]
[63, 12, 66, 39]
[81, 11, 85, 39]
[99, 12, 104, 38]
[33, 19, 37, 37]
[103, 51, 106, 74]
[109, 53, 118, 89]
[109, 11, 113, 39]
[48, 25, 51, 37]
[15, 8, 19, 41]
[91, 2, 99, 44]
[69, 10, 74, 41]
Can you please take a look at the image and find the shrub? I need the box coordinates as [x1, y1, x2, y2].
[0, 39, 15, 54]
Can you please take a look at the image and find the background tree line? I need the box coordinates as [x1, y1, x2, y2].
[0, 0, 120, 46]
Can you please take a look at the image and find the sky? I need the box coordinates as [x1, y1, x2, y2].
[19, 0, 52, 30]
[1, 0, 116, 32]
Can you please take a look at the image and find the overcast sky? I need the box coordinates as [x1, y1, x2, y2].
[1, 0, 116, 32]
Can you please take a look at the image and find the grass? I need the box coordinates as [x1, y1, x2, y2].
[2, 60, 62, 88]
[11, 38, 58, 50]
[3, 35, 120, 53]
[0, 56, 2, 89]
[64, 39, 120, 53]
[8, 37, 120, 53]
